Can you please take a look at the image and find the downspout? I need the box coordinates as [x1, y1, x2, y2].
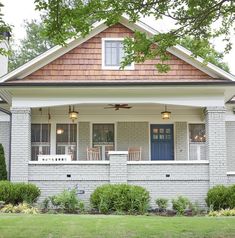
[0, 107, 11, 180]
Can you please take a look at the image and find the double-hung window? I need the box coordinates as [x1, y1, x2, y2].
[189, 124, 206, 160]
[102, 38, 134, 70]
[31, 124, 51, 161]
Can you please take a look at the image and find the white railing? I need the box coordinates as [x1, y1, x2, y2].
[38, 154, 72, 162]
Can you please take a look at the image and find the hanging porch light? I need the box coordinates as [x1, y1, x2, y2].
[56, 128, 64, 135]
[69, 106, 79, 122]
[161, 105, 171, 120]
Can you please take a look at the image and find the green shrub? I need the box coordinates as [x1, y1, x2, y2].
[155, 198, 168, 211]
[205, 185, 229, 210]
[90, 184, 150, 214]
[227, 185, 235, 209]
[172, 196, 190, 215]
[0, 144, 7, 180]
[0, 181, 14, 204]
[49, 189, 83, 213]
[0, 181, 40, 205]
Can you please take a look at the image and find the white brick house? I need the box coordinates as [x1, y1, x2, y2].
[0, 16, 235, 207]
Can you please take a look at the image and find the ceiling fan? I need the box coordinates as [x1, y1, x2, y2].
[104, 104, 132, 110]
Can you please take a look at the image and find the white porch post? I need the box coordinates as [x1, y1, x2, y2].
[10, 107, 31, 182]
[205, 107, 227, 187]
[109, 151, 128, 184]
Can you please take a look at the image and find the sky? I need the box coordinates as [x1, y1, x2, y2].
[1, 0, 235, 74]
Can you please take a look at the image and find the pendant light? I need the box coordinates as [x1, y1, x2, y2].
[161, 105, 171, 120]
[69, 105, 79, 122]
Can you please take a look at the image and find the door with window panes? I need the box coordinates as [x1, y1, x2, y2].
[56, 124, 77, 160]
[151, 124, 174, 160]
[31, 124, 51, 161]
[92, 124, 114, 160]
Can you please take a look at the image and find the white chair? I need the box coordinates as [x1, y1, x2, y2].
[128, 147, 142, 161]
[86, 147, 101, 160]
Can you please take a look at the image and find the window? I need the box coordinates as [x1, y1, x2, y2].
[92, 124, 115, 160]
[56, 124, 77, 160]
[102, 38, 134, 70]
[189, 124, 206, 160]
[189, 124, 206, 143]
[31, 124, 51, 161]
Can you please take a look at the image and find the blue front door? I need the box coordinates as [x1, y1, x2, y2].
[151, 124, 174, 160]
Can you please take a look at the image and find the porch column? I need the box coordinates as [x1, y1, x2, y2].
[205, 107, 227, 187]
[10, 107, 31, 182]
[109, 151, 128, 184]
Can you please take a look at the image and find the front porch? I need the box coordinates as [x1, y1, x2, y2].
[30, 104, 207, 162]
[8, 85, 232, 207]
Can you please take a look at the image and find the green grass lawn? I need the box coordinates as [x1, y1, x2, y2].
[0, 214, 235, 238]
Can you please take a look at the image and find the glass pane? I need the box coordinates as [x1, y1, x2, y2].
[31, 146, 39, 161]
[189, 124, 206, 143]
[93, 124, 114, 143]
[159, 128, 164, 134]
[31, 124, 40, 142]
[42, 124, 50, 142]
[153, 128, 158, 134]
[105, 41, 124, 66]
[56, 146, 65, 154]
[56, 124, 77, 160]
[166, 129, 171, 134]
[56, 124, 68, 142]
[153, 134, 158, 139]
[42, 146, 50, 155]
[159, 134, 164, 140]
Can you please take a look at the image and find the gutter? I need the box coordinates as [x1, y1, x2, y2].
[1, 81, 235, 87]
[0, 107, 11, 181]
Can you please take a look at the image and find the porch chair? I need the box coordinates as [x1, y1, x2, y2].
[128, 147, 142, 161]
[86, 147, 101, 160]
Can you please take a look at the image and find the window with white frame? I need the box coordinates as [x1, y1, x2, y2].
[56, 124, 77, 160]
[189, 124, 206, 160]
[31, 124, 51, 161]
[102, 38, 134, 69]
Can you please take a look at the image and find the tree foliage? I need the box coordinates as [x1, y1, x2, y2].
[0, 1, 11, 55]
[0, 144, 7, 181]
[9, 19, 54, 71]
[179, 37, 229, 72]
[34, 0, 235, 72]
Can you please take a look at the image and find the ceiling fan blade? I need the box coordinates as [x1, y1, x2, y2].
[121, 107, 132, 109]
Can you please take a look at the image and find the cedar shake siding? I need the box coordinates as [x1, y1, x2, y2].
[22, 23, 213, 82]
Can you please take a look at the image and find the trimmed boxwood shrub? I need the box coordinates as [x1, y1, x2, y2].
[205, 185, 235, 210]
[90, 184, 150, 214]
[0, 181, 40, 204]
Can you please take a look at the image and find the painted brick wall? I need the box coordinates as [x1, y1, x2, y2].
[227, 175, 235, 185]
[28, 163, 110, 204]
[205, 107, 227, 187]
[117, 122, 149, 160]
[0, 121, 10, 174]
[109, 153, 128, 184]
[175, 122, 188, 160]
[11, 108, 31, 182]
[226, 121, 235, 171]
[23, 23, 212, 82]
[28, 161, 209, 207]
[78, 122, 90, 160]
[128, 162, 209, 207]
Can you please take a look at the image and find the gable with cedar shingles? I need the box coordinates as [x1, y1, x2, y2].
[22, 23, 214, 82]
